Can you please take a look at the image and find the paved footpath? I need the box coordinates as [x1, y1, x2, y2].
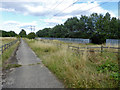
[3, 39, 64, 88]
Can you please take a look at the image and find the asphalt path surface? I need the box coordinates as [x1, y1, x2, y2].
[3, 39, 64, 88]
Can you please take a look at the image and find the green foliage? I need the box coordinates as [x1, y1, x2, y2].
[97, 60, 119, 81]
[19, 29, 26, 37]
[26, 39, 118, 88]
[27, 32, 36, 39]
[36, 12, 119, 44]
[16, 35, 21, 38]
[8, 31, 17, 37]
[0, 30, 17, 37]
[2, 41, 19, 69]
[36, 28, 51, 37]
[110, 72, 119, 81]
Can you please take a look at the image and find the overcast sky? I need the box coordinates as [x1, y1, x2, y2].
[0, 0, 119, 34]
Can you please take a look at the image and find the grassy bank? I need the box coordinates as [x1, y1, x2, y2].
[1, 39, 20, 69]
[26, 39, 119, 88]
[0, 37, 17, 46]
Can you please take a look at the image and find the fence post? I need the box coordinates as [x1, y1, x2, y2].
[68, 45, 69, 49]
[1, 39, 18, 54]
[86, 47, 88, 52]
[9, 43, 10, 47]
[0, 47, 1, 53]
[5, 44, 6, 51]
[6, 44, 7, 49]
[7, 44, 9, 49]
[2, 45, 3, 53]
[101, 45, 103, 54]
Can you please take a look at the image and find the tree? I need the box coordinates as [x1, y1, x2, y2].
[8, 31, 17, 37]
[64, 17, 79, 37]
[35, 12, 119, 44]
[27, 32, 36, 39]
[19, 29, 26, 37]
[36, 28, 51, 37]
[1, 30, 9, 37]
[118, 19, 120, 39]
[91, 14, 105, 44]
[0, 30, 17, 37]
[109, 17, 118, 39]
[49, 24, 68, 38]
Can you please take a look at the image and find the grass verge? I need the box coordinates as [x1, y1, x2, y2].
[4, 64, 22, 70]
[0, 37, 17, 46]
[2, 41, 21, 70]
[26, 39, 119, 88]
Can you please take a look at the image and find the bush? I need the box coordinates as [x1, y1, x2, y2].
[27, 32, 36, 39]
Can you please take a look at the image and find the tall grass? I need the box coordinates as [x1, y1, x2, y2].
[26, 39, 119, 88]
[0, 37, 17, 46]
[1, 40, 19, 69]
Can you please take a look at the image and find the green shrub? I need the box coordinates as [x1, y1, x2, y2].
[27, 32, 36, 39]
[97, 60, 119, 81]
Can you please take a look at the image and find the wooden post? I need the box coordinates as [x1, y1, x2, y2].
[2, 45, 3, 53]
[9, 43, 10, 47]
[5, 44, 7, 51]
[68, 45, 69, 49]
[86, 47, 88, 52]
[101, 45, 103, 54]
[7, 44, 8, 49]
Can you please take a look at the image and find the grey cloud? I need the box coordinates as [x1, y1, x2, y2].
[0, 1, 115, 18]
[1, 2, 44, 15]
[20, 25, 31, 29]
[46, 22, 59, 26]
[29, 11, 51, 17]
[69, 10, 90, 16]
[4, 22, 19, 25]
[6, 23, 19, 25]
[0, 2, 71, 17]
[1, 2, 29, 14]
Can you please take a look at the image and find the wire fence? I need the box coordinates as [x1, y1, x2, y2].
[36, 37, 91, 44]
[106, 39, 120, 47]
[36, 39, 119, 54]
[0, 39, 19, 55]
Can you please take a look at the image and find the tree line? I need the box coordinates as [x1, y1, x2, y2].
[19, 29, 36, 39]
[0, 29, 36, 39]
[0, 30, 17, 37]
[36, 12, 120, 44]
[1, 12, 119, 44]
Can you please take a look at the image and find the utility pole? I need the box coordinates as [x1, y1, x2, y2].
[30, 25, 35, 32]
[30, 26, 32, 32]
[118, 1, 120, 19]
[33, 26, 35, 31]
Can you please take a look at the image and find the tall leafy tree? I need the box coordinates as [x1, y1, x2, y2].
[19, 29, 27, 37]
[27, 32, 36, 39]
[118, 19, 120, 39]
[36, 28, 51, 37]
[8, 31, 17, 37]
[49, 24, 68, 38]
[0, 30, 17, 37]
[64, 17, 79, 37]
[93, 14, 106, 44]
[109, 17, 118, 39]
[36, 12, 119, 44]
